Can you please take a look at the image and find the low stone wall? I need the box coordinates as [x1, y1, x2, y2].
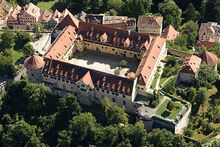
[168, 48, 192, 58]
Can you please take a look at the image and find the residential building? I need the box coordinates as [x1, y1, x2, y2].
[199, 22, 220, 42]
[85, 14, 104, 24]
[48, 9, 61, 28]
[17, 3, 40, 26]
[39, 9, 52, 29]
[126, 18, 136, 31]
[137, 16, 163, 37]
[7, 5, 21, 28]
[178, 55, 202, 83]
[197, 51, 218, 71]
[196, 38, 215, 49]
[162, 25, 178, 40]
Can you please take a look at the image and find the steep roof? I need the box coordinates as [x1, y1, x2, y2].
[42, 58, 134, 96]
[78, 22, 152, 53]
[77, 71, 94, 88]
[24, 56, 45, 70]
[136, 37, 166, 85]
[137, 16, 163, 28]
[180, 55, 202, 74]
[44, 25, 76, 59]
[196, 39, 214, 49]
[49, 9, 60, 22]
[162, 25, 178, 40]
[197, 51, 218, 67]
[9, 5, 21, 19]
[55, 12, 79, 30]
[22, 3, 40, 18]
[39, 9, 52, 22]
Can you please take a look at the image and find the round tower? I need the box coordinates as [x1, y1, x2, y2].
[24, 56, 45, 83]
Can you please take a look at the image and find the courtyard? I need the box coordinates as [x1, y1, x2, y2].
[68, 50, 140, 77]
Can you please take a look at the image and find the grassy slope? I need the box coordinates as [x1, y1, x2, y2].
[12, 48, 23, 64]
[150, 75, 159, 89]
[37, 0, 58, 12]
[156, 99, 182, 120]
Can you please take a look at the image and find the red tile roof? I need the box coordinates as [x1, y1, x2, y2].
[196, 38, 215, 49]
[49, 9, 60, 21]
[54, 9, 79, 30]
[136, 37, 166, 85]
[137, 16, 163, 28]
[180, 55, 202, 74]
[197, 51, 218, 67]
[39, 9, 52, 22]
[22, 3, 40, 18]
[162, 25, 178, 40]
[44, 25, 76, 59]
[77, 71, 94, 88]
[42, 58, 134, 96]
[9, 5, 21, 19]
[24, 56, 45, 70]
[78, 22, 152, 53]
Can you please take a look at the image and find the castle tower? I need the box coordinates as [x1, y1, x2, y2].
[24, 56, 45, 83]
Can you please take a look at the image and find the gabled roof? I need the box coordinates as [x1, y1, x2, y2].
[55, 12, 79, 30]
[197, 51, 218, 67]
[49, 9, 60, 22]
[196, 39, 214, 49]
[22, 3, 40, 18]
[137, 16, 163, 28]
[78, 22, 152, 53]
[39, 9, 52, 22]
[9, 5, 21, 19]
[180, 55, 202, 74]
[136, 37, 166, 85]
[24, 56, 45, 70]
[44, 25, 76, 59]
[162, 25, 178, 40]
[77, 71, 94, 88]
[42, 58, 134, 96]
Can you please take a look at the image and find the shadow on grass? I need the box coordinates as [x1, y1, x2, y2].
[161, 110, 170, 118]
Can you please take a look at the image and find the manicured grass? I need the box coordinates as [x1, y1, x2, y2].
[159, 77, 168, 87]
[150, 74, 159, 89]
[37, 0, 58, 11]
[12, 48, 23, 64]
[156, 99, 182, 120]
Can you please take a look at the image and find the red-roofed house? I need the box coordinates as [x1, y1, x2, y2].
[197, 51, 218, 70]
[162, 25, 178, 40]
[39, 9, 52, 28]
[196, 38, 215, 49]
[178, 55, 202, 83]
[48, 9, 61, 28]
[7, 5, 21, 28]
[137, 16, 163, 37]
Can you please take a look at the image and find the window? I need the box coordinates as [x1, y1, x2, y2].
[31, 74, 34, 76]
[112, 98, 115, 102]
[123, 101, 126, 105]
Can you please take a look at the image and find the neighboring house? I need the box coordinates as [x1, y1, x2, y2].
[85, 14, 104, 24]
[178, 55, 202, 83]
[48, 9, 61, 28]
[39, 9, 52, 29]
[126, 18, 136, 31]
[75, 11, 87, 22]
[162, 25, 178, 40]
[137, 16, 163, 37]
[196, 38, 215, 49]
[199, 22, 220, 42]
[7, 5, 21, 28]
[197, 51, 218, 71]
[18, 3, 40, 26]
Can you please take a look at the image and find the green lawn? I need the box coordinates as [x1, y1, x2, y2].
[12, 48, 23, 64]
[159, 77, 168, 87]
[156, 99, 182, 120]
[150, 74, 159, 89]
[37, 0, 58, 11]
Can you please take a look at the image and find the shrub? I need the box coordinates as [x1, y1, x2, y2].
[151, 100, 159, 108]
[184, 128, 194, 137]
[120, 60, 127, 67]
[114, 69, 120, 75]
[167, 101, 174, 111]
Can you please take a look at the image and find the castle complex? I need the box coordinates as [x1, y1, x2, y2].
[24, 21, 191, 133]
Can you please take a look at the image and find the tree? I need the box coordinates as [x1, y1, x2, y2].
[197, 63, 219, 89]
[57, 130, 72, 147]
[22, 43, 35, 56]
[186, 87, 196, 103]
[183, 3, 198, 22]
[102, 98, 128, 125]
[22, 83, 51, 112]
[114, 69, 120, 75]
[14, 31, 32, 50]
[195, 87, 208, 107]
[58, 93, 81, 118]
[32, 23, 45, 39]
[68, 113, 97, 146]
[184, 127, 194, 137]
[120, 60, 127, 67]
[167, 101, 174, 111]
[205, 0, 220, 23]
[0, 30, 15, 51]
[0, 54, 16, 78]
[158, 0, 182, 29]
[1, 120, 42, 146]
